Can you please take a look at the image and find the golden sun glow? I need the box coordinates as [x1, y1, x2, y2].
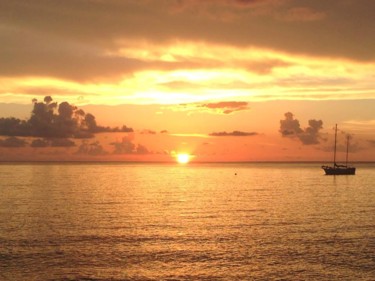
[176, 153, 191, 164]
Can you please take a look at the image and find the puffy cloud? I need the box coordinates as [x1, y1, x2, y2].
[76, 140, 107, 155]
[0, 117, 29, 137]
[110, 136, 152, 155]
[209, 130, 258, 137]
[0, 137, 27, 147]
[111, 137, 136, 155]
[279, 112, 303, 136]
[0, 96, 133, 138]
[279, 112, 323, 145]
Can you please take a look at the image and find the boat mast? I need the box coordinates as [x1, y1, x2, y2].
[346, 135, 349, 167]
[333, 124, 337, 166]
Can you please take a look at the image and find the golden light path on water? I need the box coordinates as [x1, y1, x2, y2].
[0, 163, 374, 280]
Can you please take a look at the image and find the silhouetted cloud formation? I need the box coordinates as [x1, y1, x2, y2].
[50, 138, 76, 147]
[76, 140, 107, 155]
[110, 136, 151, 155]
[175, 101, 250, 115]
[279, 112, 323, 145]
[209, 130, 258, 137]
[0, 96, 133, 138]
[30, 138, 76, 148]
[141, 129, 157, 135]
[0, 137, 27, 147]
[111, 137, 135, 154]
[30, 139, 50, 148]
[136, 144, 150, 154]
[0, 117, 29, 137]
[201, 101, 250, 114]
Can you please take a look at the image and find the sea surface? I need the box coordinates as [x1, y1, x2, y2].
[0, 162, 374, 281]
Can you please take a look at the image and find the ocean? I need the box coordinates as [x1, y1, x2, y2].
[0, 162, 374, 280]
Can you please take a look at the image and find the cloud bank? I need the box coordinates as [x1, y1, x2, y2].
[1, 1, 374, 105]
[0, 96, 133, 139]
[201, 101, 250, 114]
[210, 131, 258, 137]
[279, 112, 323, 145]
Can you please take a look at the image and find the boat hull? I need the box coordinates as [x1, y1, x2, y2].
[322, 166, 356, 175]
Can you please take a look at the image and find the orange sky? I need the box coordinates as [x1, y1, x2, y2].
[1, 0, 375, 162]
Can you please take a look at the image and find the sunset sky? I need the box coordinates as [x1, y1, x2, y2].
[1, 0, 375, 162]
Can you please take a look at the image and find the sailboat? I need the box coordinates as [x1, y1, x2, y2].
[321, 124, 356, 175]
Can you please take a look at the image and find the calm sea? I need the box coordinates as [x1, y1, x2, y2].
[0, 162, 374, 281]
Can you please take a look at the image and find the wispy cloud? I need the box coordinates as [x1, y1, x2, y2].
[209, 131, 258, 137]
[170, 101, 250, 115]
[200, 101, 250, 114]
[170, 133, 211, 138]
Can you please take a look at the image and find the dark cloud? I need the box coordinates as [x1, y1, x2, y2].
[0, 20, 207, 82]
[111, 137, 135, 155]
[136, 144, 150, 154]
[0, 117, 29, 136]
[201, 101, 249, 114]
[0, 0, 374, 86]
[210, 131, 258, 137]
[141, 129, 157, 135]
[76, 140, 107, 155]
[0, 24, 129, 81]
[31, 138, 49, 147]
[0, 27, 193, 82]
[28, 137, 77, 148]
[0, 96, 133, 138]
[166, 0, 375, 60]
[234, 0, 268, 5]
[50, 138, 76, 147]
[30, 138, 76, 148]
[0, 136, 27, 147]
[279, 112, 323, 145]
[279, 112, 303, 136]
[175, 101, 250, 114]
[110, 136, 151, 155]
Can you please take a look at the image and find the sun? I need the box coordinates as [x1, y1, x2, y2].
[176, 153, 191, 164]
